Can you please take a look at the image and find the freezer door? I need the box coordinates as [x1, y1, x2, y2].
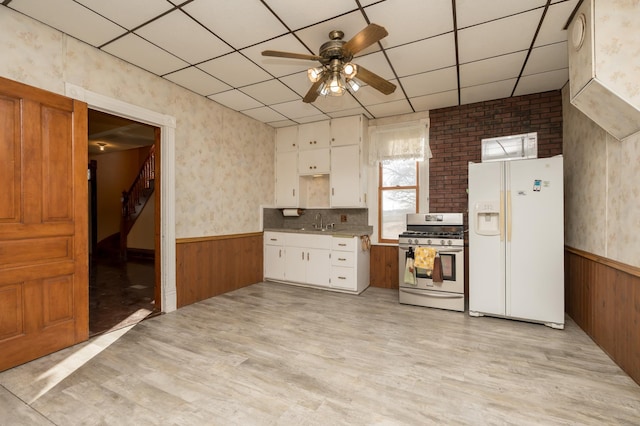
[506, 157, 564, 325]
[468, 161, 506, 315]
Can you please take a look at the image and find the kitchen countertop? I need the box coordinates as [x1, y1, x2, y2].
[264, 227, 373, 237]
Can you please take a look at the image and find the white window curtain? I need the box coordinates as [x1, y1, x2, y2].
[368, 119, 431, 165]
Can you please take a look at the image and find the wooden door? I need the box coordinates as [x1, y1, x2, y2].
[0, 76, 88, 371]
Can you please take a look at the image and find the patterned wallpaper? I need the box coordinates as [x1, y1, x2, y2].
[0, 8, 275, 239]
[562, 86, 640, 268]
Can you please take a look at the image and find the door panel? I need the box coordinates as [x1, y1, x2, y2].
[0, 76, 88, 372]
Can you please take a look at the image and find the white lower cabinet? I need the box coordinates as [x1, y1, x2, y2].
[263, 231, 370, 294]
[264, 232, 286, 280]
[330, 236, 370, 293]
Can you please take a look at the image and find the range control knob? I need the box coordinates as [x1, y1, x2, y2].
[441, 239, 445, 246]
[427, 239, 432, 245]
[447, 240, 452, 246]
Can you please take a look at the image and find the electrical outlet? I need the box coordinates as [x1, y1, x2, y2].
[340, 214, 347, 222]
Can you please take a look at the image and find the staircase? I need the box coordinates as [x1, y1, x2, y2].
[120, 145, 155, 260]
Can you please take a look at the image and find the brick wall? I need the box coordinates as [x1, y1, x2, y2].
[428, 90, 563, 225]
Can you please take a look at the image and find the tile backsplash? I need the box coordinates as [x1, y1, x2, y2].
[263, 208, 369, 230]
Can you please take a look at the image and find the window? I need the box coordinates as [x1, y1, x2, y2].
[378, 159, 419, 243]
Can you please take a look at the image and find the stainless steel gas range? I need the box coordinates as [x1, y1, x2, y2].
[398, 213, 465, 312]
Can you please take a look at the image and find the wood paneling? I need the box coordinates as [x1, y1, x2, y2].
[370, 245, 399, 289]
[176, 233, 263, 307]
[565, 247, 640, 385]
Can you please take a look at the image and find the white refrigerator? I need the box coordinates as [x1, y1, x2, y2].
[468, 156, 564, 329]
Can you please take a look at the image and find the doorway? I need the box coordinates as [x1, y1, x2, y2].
[88, 109, 159, 336]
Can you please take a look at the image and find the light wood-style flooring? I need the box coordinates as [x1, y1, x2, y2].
[1, 282, 639, 425]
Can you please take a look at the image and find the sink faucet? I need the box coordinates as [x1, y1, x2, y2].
[315, 213, 323, 229]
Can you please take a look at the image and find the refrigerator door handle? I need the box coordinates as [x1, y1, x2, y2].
[507, 190, 512, 242]
[499, 190, 505, 242]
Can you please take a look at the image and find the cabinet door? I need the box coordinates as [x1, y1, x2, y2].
[264, 245, 286, 280]
[285, 247, 307, 283]
[276, 126, 298, 152]
[306, 248, 331, 287]
[330, 144, 361, 207]
[275, 150, 298, 207]
[298, 121, 330, 150]
[298, 148, 330, 175]
[331, 115, 362, 146]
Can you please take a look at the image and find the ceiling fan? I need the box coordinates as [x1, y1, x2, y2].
[262, 23, 397, 103]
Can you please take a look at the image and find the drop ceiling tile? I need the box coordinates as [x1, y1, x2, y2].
[459, 51, 527, 88]
[386, 33, 456, 77]
[326, 108, 372, 119]
[103, 33, 188, 75]
[456, 0, 546, 29]
[183, 0, 287, 50]
[241, 107, 287, 123]
[352, 52, 395, 81]
[410, 90, 459, 111]
[242, 35, 313, 78]
[164, 67, 231, 96]
[9, 0, 126, 47]
[366, 99, 414, 118]
[270, 100, 322, 119]
[279, 72, 315, 97]
[458, 9, 544, 64]
[460, 79, 517, 105]
[263, 0, 358, 31]
[513, 69, 568, 96]
[399, 67, 458, 99]
[208, 90, 263, 111]
[523, 42, 568, 75]
[312, 93, 363, 113]
[294, 12, 372, 58]
[364, 0, 453, 48]
[198, 53, 272, 88]
[240, 79, 300, 105]
[268, 120, 299, 128]
[296, 114, 332, 124]
[355, 80, 406, 106]
[75, 0, 173, 30]
[135, 10, 231, 64]
[535, 0, 579, 46]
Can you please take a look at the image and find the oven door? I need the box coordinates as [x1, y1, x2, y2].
[399, 244, 464, 294]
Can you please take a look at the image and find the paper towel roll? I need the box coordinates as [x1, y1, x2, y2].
[282, 208, 303, 217]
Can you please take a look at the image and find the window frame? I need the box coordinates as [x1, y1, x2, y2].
[377, 160, 420, 244]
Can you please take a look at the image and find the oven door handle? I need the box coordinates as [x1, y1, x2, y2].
[400, 288, 463, 299]
[436, 248, 463, 254]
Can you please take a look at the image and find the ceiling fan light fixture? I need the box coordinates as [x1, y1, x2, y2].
[343, 62, 358, 79]
[327, 73, 345, 96]
[97, 142, 106, 151]
[307, 67, 324, 83]
[346, 78, 361, 92]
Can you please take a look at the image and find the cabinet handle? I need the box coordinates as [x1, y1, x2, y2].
[338, 276, 347, 280]
[338, 258, 346, 261]
[270, 238, 278, 241]
[279, 249, 282, 258]
[301, 252, 304, 260]
[307, 252, 309, 261]
[331, 188, 334, 196]
[292, 189, 295, 196]
[338, 243, 347, 247]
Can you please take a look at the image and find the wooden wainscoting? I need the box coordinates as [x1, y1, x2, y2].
[565, 247, 640, 385]
[176, 233, 263, 308]
[370, 245, 399, 289]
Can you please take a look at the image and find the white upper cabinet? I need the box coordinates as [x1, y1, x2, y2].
[330, 115, 363, 146]
[276, 126, 298, 152]
[330, 144, 363, 207]
[275, 150, 298, 207]
[299, 148, 330, 175]
[298, 121, 331, 150]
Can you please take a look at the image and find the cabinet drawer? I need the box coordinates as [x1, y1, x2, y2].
[332, 251, 354, 267]
[285, 233, 331, 249]
[331, 266, 356, 290]
[264, 232, 286, 245]
[331, 237, 356, 251]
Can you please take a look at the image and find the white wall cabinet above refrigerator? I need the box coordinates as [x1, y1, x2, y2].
[298, 121, 330, 150]
[468, 156, 564, 329]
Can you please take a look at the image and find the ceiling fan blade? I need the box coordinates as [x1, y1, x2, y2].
[303, 80, 324, 103]
[262, 50, 323, 61]
[342, 23, 388, 56]
[354, 65, 396, 95]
